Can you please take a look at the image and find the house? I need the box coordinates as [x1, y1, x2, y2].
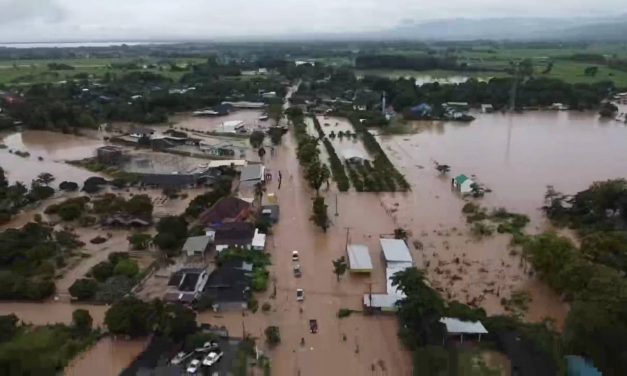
[182, 235, 212, 257]
[362, 294, 400, 313]
[452, 174, 474, 195]
[96, 146, 123, 165]
[380, 238, 413, 267]
[347, 244, 373, 273]
[410, 103, 432, 118]
[198, 196, 252, 227]
[202, 266, 251, 311]
[163, 268, 209, 304]
[239, 164, 265, 189]
[342, 149, 369, 165]
[212, 222, 255, 251]
[218, 120, 246, 134]
[440, 317, 488, 343]
[192, 104, 233, 117]
[129, 127, 155, 139]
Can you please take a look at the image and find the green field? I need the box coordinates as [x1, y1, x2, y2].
[0, 57, 205, 85]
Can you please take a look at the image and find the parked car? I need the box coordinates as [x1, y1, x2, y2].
[170, 351, 189, 365]
[292, 250, 299, 261]
[196, 341, 219, 353]
[296, 288, 304, 301]
[202, 351, 224, 367]
[293, 264, 302, 277]
[186, 359, 201, 374]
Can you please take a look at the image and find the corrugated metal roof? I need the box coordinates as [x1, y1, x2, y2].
[440, 317, 488, 334]
[182, 236, 211, 254]
[240, 164, 264, 182]
[347, 244, 373, 270]
[380, 238, 413, 263]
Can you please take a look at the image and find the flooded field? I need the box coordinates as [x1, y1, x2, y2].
[170, 109, 266, 133]
[0, 130, 104, 183]
[65, 337, 147, 376]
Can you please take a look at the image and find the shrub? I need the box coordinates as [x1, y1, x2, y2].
[337, 308, 353, 318]
[90, 261, 114, 282]
[113, 259, 139, 278]
[265, 326, 280, 346]
[69, 278, 98, 301]
[262, 302, 271, 312]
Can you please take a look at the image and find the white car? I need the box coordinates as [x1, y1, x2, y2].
[186, 359, 201, 374]
[292, 250, 299, 261]
[296, 288, 304, 301]
[170, 351, 188, 365]
[202, 351, 224, 367]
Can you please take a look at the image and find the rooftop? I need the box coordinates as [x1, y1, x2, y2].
[240, 164, 264, 182]
[454, 174, 470, 185]
[199, 196, 251, 226]
[440, 317, 488, 335]
[363, 294, 400, 309]
[213, 222, 255, 246]
[380, 238, 413, 263]
[182, 235, 212, 253]
[347, 244, 373, 270]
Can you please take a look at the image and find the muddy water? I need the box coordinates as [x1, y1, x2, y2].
[171, 109, 264, 132]
[389, 110, 627, 225]
[0, 130, 104, 184]
[65, 337, 147, 376]
[316, 115, 372, 161]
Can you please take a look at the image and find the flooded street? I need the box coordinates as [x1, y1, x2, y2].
[0, 130, 104, 183]
[65, 337, 148, 376]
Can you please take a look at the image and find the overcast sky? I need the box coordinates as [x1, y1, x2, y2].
[0, 0, 624, 43]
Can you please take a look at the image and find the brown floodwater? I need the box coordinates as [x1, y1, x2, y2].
[0, 130, 104, 184]
[65, 337, 147, 376]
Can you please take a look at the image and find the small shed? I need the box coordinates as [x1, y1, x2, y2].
[452, 174, 474, 194]
[182, 235, 212, 257]
[347, 244, 373, 273]
[380, 238, 413, 265]
[239, 164, 265, 188]
[363, 294, 400, 313]
[440, 317, 488, 343]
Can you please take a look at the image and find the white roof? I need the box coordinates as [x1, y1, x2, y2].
[440, 317, 488, 335]
[386, 265, 412, 296]
[380, 238, 413, 263]
[252, 229, 266, 249]
[240, 164, 264, 182]
[207, 160, 247, 168]
[363, 294, 400, 308]
[342, 148, 368, 161]
[347, 244, 373, 270]
[223, 120, 245, 127]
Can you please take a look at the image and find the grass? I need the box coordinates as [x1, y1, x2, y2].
[0, 57, 205, 85]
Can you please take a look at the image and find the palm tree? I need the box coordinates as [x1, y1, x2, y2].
[254, 182, 265, 206]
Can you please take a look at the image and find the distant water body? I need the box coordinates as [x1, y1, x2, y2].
[0, 41, 170, 49]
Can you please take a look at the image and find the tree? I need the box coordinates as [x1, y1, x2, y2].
[435, 163, 450, 175]
[392, 268, 445, 349]
[28, 182, 54, 201]
[57, 203, 83, 221]
[153, 232, 180, 254]
[72, 309, 93, 333]
[332, 256, 348, 281]
[268, 102, 283, 126]
[113, 259, 139, 278]
[156, 216, 188, 240]
[599, 102, 618, 118]
[0, 314, 19, 342]
[125, 194, 153, 218]
[394, 228, 409, 240]
[90, 261, 114, 282]
[306, 162, 330, 194]
[36, 173, 55, 186]
[258, 147, 266, 158]
[128, 233, 152, 250]
[584, 66, 599, 77]
[68, 278, 98, 301]
[523, 232, 577, 291]
[254, 182, 265, 204]
[104, 297, 154, 337]
[154, 303, 197, 342]
[59, 181, 78, 192]
[265, 325, 280, 346]
[310, 196, 329, 232]
[249, 131, 265, 148]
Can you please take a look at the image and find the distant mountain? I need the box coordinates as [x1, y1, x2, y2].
[380, 16, 627, 41]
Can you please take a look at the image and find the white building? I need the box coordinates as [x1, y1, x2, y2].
[452, 174, 474, 195]
[218, 120, 246, 134]
[347, 244, 373, 273]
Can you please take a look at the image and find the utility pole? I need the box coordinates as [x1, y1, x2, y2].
[335, 193, 338, 216]
[344, 227, 351, 251]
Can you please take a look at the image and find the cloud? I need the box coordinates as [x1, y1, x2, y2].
[0, 0, 624, 42]
[0, 0, 65, 24]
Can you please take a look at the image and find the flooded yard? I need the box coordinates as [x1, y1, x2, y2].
[0, 130, 104, 183]
[65, 337, 147, 376]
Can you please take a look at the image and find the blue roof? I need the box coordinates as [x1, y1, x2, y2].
[566, 356, 602, 376]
